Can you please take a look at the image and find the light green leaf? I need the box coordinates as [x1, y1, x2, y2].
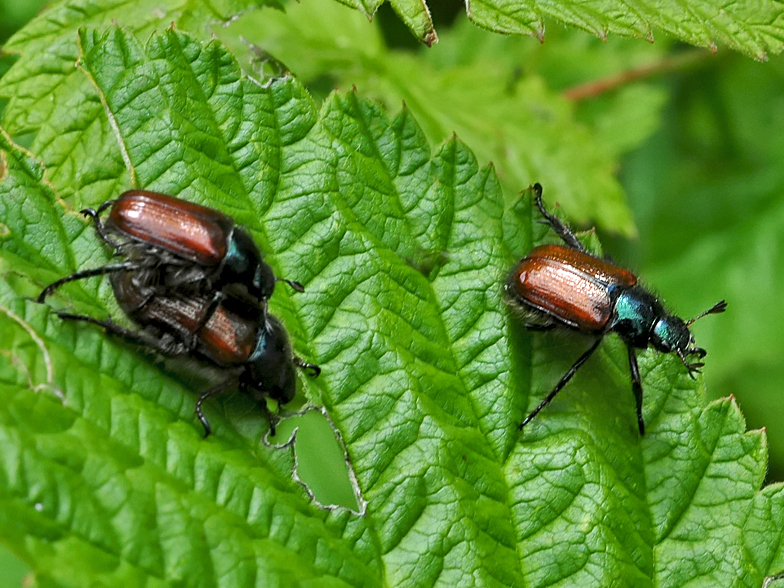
[1, 25, 783, 588]
[0, 0, 272, 207]
[221, 1, 643, 236]
[465, 0, 784, 61]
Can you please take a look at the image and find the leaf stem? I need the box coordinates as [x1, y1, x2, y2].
[563, 49, 714, 101]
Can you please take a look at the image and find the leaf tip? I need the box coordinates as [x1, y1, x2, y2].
[423, 29, 439, 47]
[537, 23, 545, 43]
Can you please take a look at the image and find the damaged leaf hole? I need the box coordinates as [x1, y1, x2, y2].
[269, 406, 365, 513]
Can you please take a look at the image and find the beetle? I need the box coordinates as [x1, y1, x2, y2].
[57, 268, 320, 436]
[506, 184, 726, 435]
[38, 190, 303, 312]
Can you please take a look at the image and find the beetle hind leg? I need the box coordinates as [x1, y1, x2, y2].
[532, 183, 587, 253]
[56, 312, 191, 356]
[519, 336, 603, 430]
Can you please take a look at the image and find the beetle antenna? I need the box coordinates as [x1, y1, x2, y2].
[686, 299, 727, 326]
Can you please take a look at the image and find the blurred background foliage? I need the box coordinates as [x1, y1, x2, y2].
[2, 0, 783, 584]
[0, 5, 48, 588]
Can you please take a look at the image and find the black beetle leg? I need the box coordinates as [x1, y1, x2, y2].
[38, 261, 148, 303]
[532, 183, 587, 253]
[56, 312, 191, 356]
[266, 402, 278, 437]
[81, 201, 123, 250]
[278, 278, 305, 293]
[195, 378, 239, 438]
[520, 336, 603, 430]
[677, 349, 704, 378]
[627, 346, 645, 435]
[294, 356, 321, 377]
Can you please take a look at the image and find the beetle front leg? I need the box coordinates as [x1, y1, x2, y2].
[294, 356, 321, 378]
[627, 346, 645, 435]
[278, 278, 305, 293]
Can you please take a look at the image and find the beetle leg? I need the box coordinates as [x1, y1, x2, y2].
[278, 278, 305, 293]
[195, 378, 240, 438]
[81, 202, 122, 250]
[38, 261, 149, 303]
[627, 346, 645, 435]
[239, 381, 283, 436]
[519, 336, 603, 430]
[294, 356, 321, 377]
[676, 349, 704, 378]
[266, 402, 278, 437]
[56, 312, 191, 356]
[532, 183, 587, 253]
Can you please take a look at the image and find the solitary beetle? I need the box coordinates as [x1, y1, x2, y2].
[507, 184, 726, 435]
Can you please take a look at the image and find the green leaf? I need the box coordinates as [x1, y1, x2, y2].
[220, 2, 642, 236]
[464, 0, 784, 61]
[618, 53, 784, 483]
[2, 25, 784, 588]
[0, 0, 274, 207]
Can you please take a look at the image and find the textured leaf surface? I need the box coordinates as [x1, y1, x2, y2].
[0, 0, 272, 209]
[1, 25, 784, 588]
[465, 0, 784, 61]
[221, 1, 642, 236]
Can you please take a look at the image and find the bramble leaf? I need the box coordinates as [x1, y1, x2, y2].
[1, 25, 783, 588]
[463, 0, 784, 61]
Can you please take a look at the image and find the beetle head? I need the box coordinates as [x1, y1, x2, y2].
[652, 300, 727, 378]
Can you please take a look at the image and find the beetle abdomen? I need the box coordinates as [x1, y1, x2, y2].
[197, 306, 257, 366]
[107, 190, 235, 266]
[508, 245, 634, 331]
[527, 245, 637, 286]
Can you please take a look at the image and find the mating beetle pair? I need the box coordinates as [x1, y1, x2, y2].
[39, 190, 320, 436]
[507, 184, 726, 434]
